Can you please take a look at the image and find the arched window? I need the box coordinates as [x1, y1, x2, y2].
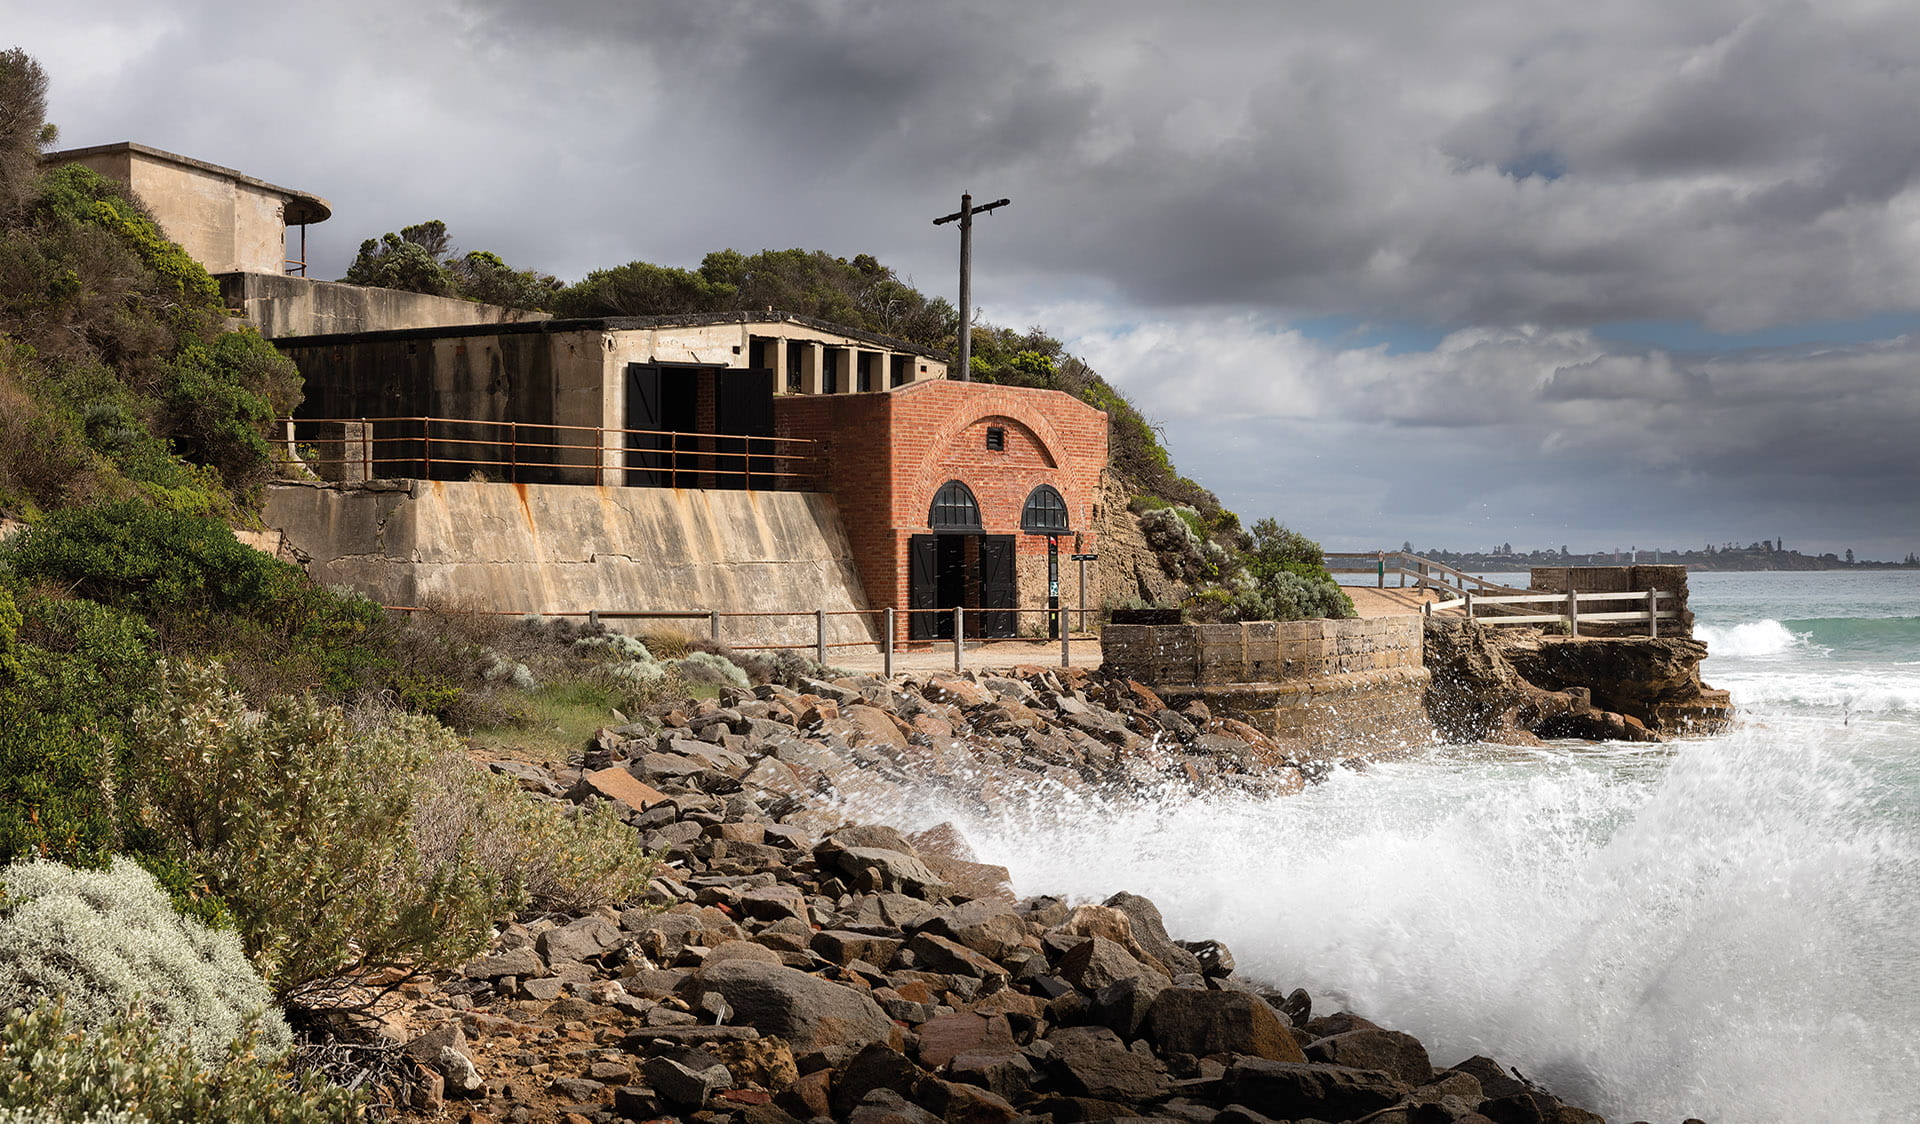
[929, 480, 983, 533]
[1021, 484, 1071, 533]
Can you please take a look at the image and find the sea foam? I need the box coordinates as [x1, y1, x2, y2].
[842, 723, 1920, 1124]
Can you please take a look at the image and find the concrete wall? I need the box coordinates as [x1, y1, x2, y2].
[263, 480, 879, 648]
[223, 272, 549, 337]
[1103, 616, 1433, 756]
[48, 143, 329, 275]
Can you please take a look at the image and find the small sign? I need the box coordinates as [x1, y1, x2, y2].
[1070, 553, 1099, 561]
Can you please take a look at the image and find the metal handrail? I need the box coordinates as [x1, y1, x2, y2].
[280, 415, 819, 490]
[383, 602, 1099, 673]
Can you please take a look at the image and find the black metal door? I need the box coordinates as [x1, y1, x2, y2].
[980, 536, 1016, 637]
[936, 535, 968, 639]
[909, 534, 937, 640]
[624, 364, 664, 486]
[714, 368, 774, 489]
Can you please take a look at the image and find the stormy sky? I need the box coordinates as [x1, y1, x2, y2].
[14, 0, 1920, 559]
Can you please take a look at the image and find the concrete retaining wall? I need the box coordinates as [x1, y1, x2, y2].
[221, 272, 550, 338]
[263, 480, 878, 648]
[1103, 616, 1432, 757]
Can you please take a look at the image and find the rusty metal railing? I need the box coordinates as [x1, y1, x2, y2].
[381, 603, 1100, 673]
[280, 416, 818, 491]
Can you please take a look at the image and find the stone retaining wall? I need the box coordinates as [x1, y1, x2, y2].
[1529, 564, 1693, 636]
[1102, 617, 1432, 757]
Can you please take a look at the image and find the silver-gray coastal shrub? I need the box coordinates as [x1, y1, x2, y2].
[675, 650, 750, 689]
[0, 859, 287, 1064]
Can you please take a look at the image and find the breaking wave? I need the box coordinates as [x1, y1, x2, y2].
[853, 725, 1920, 1124]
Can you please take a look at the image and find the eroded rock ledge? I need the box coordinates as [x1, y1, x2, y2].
[1425, 618, 1733, 744]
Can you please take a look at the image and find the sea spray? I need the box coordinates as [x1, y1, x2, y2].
[837, 722, 1920, 1124]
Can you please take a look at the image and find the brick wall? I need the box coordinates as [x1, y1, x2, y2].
[776, 381, 1109, 643]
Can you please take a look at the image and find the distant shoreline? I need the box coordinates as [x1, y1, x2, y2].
[1409, 553, 1919, 573]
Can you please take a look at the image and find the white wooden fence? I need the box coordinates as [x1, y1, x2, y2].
[1424, 588, 1677, 637]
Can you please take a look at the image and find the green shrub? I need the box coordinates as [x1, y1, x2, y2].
[161, 331, 299, 494]
[413, 753, 657, 915]
[0, 585, 155, 866]
[127, 663, 509, 1001]
[0, 1002, 358, 1123]
[0, 860, 285, 1064]
[3, 502, 394, 698]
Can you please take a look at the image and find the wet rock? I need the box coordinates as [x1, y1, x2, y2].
[1305, 1027, 1433, 1086]
[1057, 935, 1171, 994]
[1226, 1058, 1408, 1121]
[813, 929, 906, 968]
[1143, 988, 1306, 1063]
[1447, 1056, 1534, 1100]
[1089, 974, 1168, 1039]
[1043, 1025, 1170, 1101]
[947, 1052, 1036, 1105]
[825, 845, 950, 897]
[1104, 891, 1205, 977]
[906, 931, 1009, 983]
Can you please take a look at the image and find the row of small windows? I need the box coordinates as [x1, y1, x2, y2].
[928, 481, 1072, 534]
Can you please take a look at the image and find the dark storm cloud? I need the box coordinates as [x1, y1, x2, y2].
[13, 0, 1920, 555]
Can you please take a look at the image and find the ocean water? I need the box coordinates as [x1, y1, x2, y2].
[846, 570, 1920, 1124]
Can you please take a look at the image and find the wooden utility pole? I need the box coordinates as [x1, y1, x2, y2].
[933, 192, 1009, 382]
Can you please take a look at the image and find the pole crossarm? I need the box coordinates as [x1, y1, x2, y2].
[932, 192, 1011, 382]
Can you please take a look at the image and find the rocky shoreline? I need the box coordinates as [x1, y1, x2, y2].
[339, 667, 1697, 1124]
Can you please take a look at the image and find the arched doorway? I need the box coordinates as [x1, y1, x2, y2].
[908, 481, 1017, 640]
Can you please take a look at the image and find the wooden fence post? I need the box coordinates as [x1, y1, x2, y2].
[883, 608, 895, 678]
[1464, 590, 1474, 620]
[1567, 590, 1580, 637]
[815, 609, 827, 666]
[1648, 591, 1660, 638]
[1060, 615, 1070, 667]
[953, 606, 964, 674]
[709, 609, 720, 644]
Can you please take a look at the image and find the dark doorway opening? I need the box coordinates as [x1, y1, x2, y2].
[625, 363, 775, 488]
[714, 367, 774, 488]
[625, 363, 699, 486]
[908, 530, 1017, 641]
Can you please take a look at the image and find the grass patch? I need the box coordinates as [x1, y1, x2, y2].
[468, 678, 719, 766]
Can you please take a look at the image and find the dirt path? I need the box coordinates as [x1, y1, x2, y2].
[1344, 584, 1447, 617]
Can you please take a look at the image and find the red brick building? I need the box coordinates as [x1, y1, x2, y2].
[777, 380, 1109, 644]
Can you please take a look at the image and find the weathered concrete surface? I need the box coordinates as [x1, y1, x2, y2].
[1102, 617, 1434, 757]
[223, 272, 549, 337]
[45, 141, 328, 275]
[263, 480, 878, 647]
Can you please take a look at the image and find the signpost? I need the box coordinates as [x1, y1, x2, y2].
[1070, 552, 1098, 633]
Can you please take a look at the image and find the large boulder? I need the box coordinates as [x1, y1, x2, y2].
[1227, 1058, 1410, 1121]
[690, 960, 896, 1053]
[1305, 1027, 1433, 1085]
[1042, 1025, 1169, 1101]
[1143, 988, 1305, 1062]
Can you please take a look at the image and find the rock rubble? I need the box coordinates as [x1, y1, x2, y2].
[358, 666, 1646, 1124]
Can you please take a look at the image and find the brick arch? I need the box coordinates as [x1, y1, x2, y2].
[910, 411, 1075, 530]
